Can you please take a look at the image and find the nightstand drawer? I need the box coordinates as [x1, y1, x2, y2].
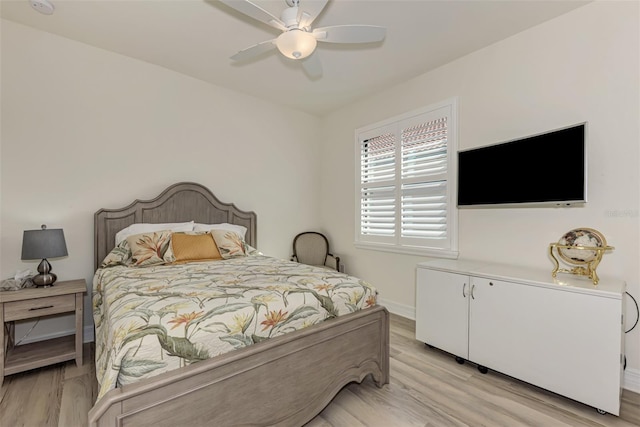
[4, 294, 76, 321]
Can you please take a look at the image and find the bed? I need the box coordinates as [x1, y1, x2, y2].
[88, 182, 389, 427]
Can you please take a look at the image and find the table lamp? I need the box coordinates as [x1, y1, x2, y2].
[21, 224, 68, 287]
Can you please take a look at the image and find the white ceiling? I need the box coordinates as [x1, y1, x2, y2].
[1, 0, 589, 116]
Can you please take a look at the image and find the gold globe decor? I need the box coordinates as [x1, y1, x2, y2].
[549, 228, 613, 285]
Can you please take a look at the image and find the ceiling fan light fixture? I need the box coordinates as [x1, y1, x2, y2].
[276, 29, 317, 59]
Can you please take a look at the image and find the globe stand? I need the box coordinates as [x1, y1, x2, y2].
[549, 244, 613, 285]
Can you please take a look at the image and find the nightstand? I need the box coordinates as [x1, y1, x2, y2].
[0, 279, 86, 386]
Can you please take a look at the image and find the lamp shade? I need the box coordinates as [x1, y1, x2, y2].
[21, 227, 68, 260]
[276, 29, 317, 59]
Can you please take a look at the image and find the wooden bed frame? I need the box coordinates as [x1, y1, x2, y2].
[89, 182, 390, 427]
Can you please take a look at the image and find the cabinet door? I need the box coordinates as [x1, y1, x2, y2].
[416, 269, 469, 359]
[468, 277, 622, 415]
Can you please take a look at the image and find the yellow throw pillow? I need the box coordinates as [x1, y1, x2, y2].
[126, 230, 172, 267]
[171, 232, 222, 264]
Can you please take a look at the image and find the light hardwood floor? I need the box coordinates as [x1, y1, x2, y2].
[1, 314, 639, 426]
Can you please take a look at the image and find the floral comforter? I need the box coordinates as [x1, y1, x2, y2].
[92, 255, 378, 399]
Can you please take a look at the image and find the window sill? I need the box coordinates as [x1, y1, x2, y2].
[353, 242, 459, 259]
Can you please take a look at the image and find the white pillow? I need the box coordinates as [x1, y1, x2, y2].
[115, 221, 194, 246]
[193, 222, 247, 239]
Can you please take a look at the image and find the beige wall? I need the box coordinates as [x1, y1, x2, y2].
[319, 1, 640, 383]
[1, 19, 322, 341]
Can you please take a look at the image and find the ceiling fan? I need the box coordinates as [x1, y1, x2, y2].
[219, 0, 386, 78]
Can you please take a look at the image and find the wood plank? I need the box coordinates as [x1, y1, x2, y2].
[59, 375, 93, 427]
[0, 364, 64, 426]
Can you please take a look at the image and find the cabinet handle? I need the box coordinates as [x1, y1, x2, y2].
[462, 283, 467, 298]
[29, 305, 54, 311]
[470, 284, 476, 300]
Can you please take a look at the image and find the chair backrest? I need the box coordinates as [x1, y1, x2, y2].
[292, 232, 329, 266]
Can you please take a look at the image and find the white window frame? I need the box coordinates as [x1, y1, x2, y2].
[354, 98, 459, 259]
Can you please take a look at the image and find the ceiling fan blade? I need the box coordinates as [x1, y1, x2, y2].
[219, 0, 287, 31]
[297, 0, 329, 29]
[313, 25, 386, 44]
[301, 51, 322, 79]
[231, 39, 277, 61]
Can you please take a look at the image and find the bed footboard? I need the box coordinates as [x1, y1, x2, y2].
[89, 305, 389, 427]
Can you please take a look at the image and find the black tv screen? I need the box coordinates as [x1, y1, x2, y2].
[457, 123, 586, 207]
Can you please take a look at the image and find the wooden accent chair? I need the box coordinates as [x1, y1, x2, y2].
[291, 232, 341, 271]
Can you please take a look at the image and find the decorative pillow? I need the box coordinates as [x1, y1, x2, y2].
[193, 223, 247, 239]
[100, 239, 132, 268]
[126, 230, 173, 267]
[170, 232, 222, 264]
[245, 244, 261, 256]
[209, 230, 248, 259]
[115, 221, 194, 246]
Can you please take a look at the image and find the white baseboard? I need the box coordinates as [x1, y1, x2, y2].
[378, 297, 640, 394]
[378, 297, 415, 320]
[623, 367, 640, 394]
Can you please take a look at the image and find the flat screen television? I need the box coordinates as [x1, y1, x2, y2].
[457, 123, 587, 207]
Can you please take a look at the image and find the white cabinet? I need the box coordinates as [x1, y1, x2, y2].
[416, 260, 486, 360]
[416, 259, 626, 415]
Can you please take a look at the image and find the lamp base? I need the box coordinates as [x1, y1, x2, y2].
[34, 259, 58, 287]
[33, 273, 57, 287]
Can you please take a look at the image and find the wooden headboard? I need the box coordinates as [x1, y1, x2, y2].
[94, 182, 257, 270]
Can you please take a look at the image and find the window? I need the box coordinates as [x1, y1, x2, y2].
[355, 98, 458, 258]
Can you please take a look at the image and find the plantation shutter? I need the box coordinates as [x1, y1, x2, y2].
[355, 99, 457, 255]
[400, 116, 449, 246]
[359, 129, 396, 243]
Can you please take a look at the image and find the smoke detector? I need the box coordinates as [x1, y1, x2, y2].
[29, 0, 55, 15]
